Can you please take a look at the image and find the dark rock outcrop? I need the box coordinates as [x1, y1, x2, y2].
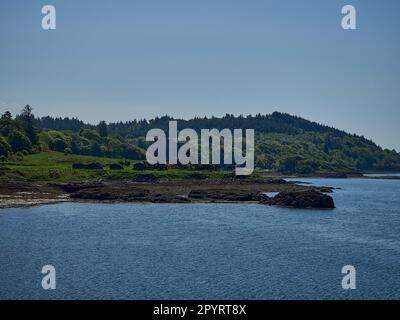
[313, 186, 335, 193]
[133, 162, 167, 171]
[149, 194, 191, 203]
[45, 179, 336, 208]
[133, 174, 158, 182]
[189, 189, 258, 202]
[57, 182, 105, 193]
[262, 190, 335, 209]
[72, 163, 103, 170]
[69, 187, 150, 201]
[67, 185, 191, 203]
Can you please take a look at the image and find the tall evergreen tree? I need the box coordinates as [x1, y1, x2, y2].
[0, 111, 14, 136]
[97, 121, 108, 137]
[18, 105, 37, 145]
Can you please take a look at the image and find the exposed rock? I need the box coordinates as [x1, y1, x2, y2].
[72, 163, 103, 170]
[189, 189, 258, 202]
[149, 194, 191, 203]
[56, 182, 105, 193]
[266, 178, 288, 184]
[255, 193, 270, 202]
[69, 190, 115, 201]
[133, 174, 158, 182]
[133, 162, 167, 171]
[314, 186, 335, 193]
[263, 190, 335, 209]
[69, 187, 150, 201]
[1, 179, 338, 208]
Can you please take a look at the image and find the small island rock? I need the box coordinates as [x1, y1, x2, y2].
[263, 190, 335, 209]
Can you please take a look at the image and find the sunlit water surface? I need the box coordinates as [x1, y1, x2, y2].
[1, 178, 399, 299]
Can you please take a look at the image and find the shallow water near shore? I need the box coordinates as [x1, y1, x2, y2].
[1, 178, 400, 300]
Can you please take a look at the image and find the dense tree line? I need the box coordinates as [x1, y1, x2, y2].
[36, 112, 350, 137]
[0, 107, 145, 160]
[35, 112, 376, 144]
[35, 116, 87, 132]
[2, 107, 400, 173]
[0, 106, 37, 158]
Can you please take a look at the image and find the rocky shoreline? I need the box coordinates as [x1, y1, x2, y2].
[0, 178, 335, 209]
[260, 171, 400, 180]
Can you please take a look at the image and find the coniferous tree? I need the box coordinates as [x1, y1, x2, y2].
[97, 121, 108, 137]
[18, 105, 38, 145]
[0, 111, 14, 136]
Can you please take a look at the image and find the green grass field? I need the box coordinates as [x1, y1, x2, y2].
[0, 151, 231, 182]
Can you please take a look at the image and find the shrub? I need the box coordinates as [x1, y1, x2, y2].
[11, 152, 25, 161]
[8, 130, 32, 153]
[31, 145, 42, 154]
[79, 128, 101, 141]
[49, 169, 61, 179]
[50, 138, 68, 152]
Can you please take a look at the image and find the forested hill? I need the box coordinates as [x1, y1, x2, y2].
[36, 112, 350, 138]
[1, 107, 400, 174]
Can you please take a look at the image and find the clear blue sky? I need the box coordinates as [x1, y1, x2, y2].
[1, 0, 399, 150]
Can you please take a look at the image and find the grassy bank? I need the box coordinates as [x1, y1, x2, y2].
[0, 151, 232, 183]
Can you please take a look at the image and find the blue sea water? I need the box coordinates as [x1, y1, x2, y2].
[0, 178, 399, 300]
